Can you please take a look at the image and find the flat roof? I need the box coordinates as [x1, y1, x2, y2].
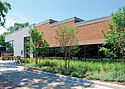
[5, 16, 111, 36]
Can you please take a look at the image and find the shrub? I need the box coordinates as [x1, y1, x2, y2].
[20, 58, 36, 63]
[53, 68, 64, 74]
[116, 74, 125, 82]
[64, 69, 71, 75]
[20, 59, 29, 63]
[71, 71, 78, 77]
[25, 64, 37, 68]
[86, 72, 125, 82]
[71, 70, 84, 78]
[4, 57, 8, 60]
[1, 56, 16, 60]
[41, 66, 54, 72]
[85, 72, 94, 76]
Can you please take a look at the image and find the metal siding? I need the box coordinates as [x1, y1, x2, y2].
[5, 27, 30, 57]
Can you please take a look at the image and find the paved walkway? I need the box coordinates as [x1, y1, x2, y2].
[0, 60, 124, 89]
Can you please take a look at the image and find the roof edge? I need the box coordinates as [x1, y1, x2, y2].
[5, 26, 29, 36]
[36, 19, 57, 26]
[75, 16, 111, 27]
[50, 17, 84, 27]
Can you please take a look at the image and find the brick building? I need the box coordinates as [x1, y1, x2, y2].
[5, 16, 111, 58]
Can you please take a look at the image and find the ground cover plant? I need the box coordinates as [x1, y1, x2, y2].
[21, 58, 125, 83]
[0, 56, 17, 60]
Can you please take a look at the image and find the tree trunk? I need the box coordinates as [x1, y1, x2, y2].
[98, 44, 100, 59]
[68, 54, 70, 69]
[55, 47, 56, 58]
[84, 45, 86, 61]
[36, 53, 38, 64]
[64, 47, 67, 69]
[36, 58, 38, 64]
[68, 47, 71, 69]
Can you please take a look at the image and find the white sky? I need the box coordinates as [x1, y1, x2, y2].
[0, 12, 29, 35]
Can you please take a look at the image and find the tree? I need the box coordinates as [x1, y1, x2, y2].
[7, 22, 29, 32]
[0, 34, 5, 46]
[26, 25, 49, 64]
[55, 25, 79, 69]
[38, 40, 49, 59]
[0, 32, 13, 53]
[0, 1, 11, 26]
[100, 7, 125, 59]
[0, 32, 10, 46]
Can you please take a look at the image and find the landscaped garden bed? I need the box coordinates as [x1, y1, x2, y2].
[0, 56, 25, 60]
[19, 58, 125, 85]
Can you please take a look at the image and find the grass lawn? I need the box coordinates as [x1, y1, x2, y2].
[21, 58, 125, 83]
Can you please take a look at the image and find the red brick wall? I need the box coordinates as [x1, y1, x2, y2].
[78, 20, 110, 45]
[37, 20, 111, 47]
[37, 21, 75, 47]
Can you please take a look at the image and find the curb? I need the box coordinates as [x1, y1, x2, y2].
[22, 66, 125, 89]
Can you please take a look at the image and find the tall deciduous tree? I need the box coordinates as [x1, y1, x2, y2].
[55, 25, 79, 69]
[0, 34, 5, 46]
[0, 32, 10, 46]
[27, 25, 49, 64]
[0, 32, 13, 53]
[0, 1, 11, 26]
[7, 22, 29, 32]
[100, 7, 125, 59]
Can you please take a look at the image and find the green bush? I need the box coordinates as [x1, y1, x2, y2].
[71, 71, 78, 77]
[65, 69, 71, 75]
[20, 58, 36, 63]
[20, 59, 29, 63]
[85, 72, 95, 76]
[4, 58, 8, 60]
[53, 68, 64, 74]
[71, 70, 84, 78]
[25, 64, 37, 68]
[41, 66, 54, 72]
[86, 72, 125, 82]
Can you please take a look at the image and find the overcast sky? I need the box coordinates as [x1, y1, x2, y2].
[0, 0, 125, 34]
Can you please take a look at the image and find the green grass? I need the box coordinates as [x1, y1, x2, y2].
[21, 58, 125, 82]
[37, 59, 124, 73]
[21, 58, 125, 73]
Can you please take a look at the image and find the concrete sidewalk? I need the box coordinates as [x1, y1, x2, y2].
[0, 75, 19, 89]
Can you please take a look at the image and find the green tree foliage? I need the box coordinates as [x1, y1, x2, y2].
[0, 32, 10, 46]
[100, 7, 125, 59]
[0, 1, 11, 26]
[7, 22, 29, 32]
[0, 32, 13, 53]
[0, 34, 5, 46]
[55, 25, 79, 69]
[26, 26, 49, 64]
